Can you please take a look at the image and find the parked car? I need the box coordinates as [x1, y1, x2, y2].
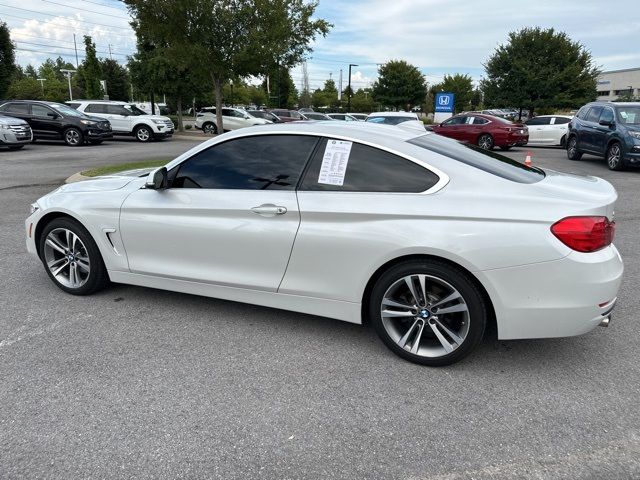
[567, 102, 640, 170]
[0, 100, 112, 146]
[327, 113, 359, 122]
[267, 109, 304, 123]
[301, 112, 334, 121]
[525, 115, 572, 147]
[349, 113, 368, 121]
[366, 112, 426, 133]
[195, 107, 270, 134]
[25, 122, 622, 366]
[247, 110, 281, 123]
[68, 100, 174, 142]
[431, 113, 528, 150]
[0, 114, 33, 150]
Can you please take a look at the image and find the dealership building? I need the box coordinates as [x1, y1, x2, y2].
[596, 67, 640, 100]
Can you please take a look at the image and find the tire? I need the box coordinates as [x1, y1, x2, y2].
[606, 142, 624, 171]
[499, 146, 512, 151]
[39, 217, 110, 295]
[477, 134, 494, 150]
[566, 136, 582, 160]
[64, 127, 83, 147]
[202, 122, 217, 134]
[8, 145, 25, 150]
[134, 125, 153, 142]
[369, 260, 487, 366]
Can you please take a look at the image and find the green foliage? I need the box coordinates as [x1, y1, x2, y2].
[100, 59, 130, 101]
[82, 36, 103, 99]
[7, 77, 43, 100]
[24, 64, 38, 79]
[349, 88, 375, 113]
[481, 27, 599, 116]
[430, 73, 475, 113]
[372, 60, 427, 110]
[0, 22, 16, 99]
[262, 66, 297, 108]
[311, 79, 339, 109]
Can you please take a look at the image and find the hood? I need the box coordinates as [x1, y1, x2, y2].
[0, 115, 28, 126]
[85, 115, 109, 123]
[624, 124, 640, 133]
[55, 176, 137, 193]
[136, 114, 172, 122]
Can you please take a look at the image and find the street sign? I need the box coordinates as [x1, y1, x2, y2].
[435, 93, 455, 113]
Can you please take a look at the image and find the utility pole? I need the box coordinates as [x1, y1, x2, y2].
[73, 34, 79, 68]
[37, 78, 46, 96]
[338, 69, 343, 102]
[348, 64, 358, 112]
[108, 44, 113, 61]
[60, 69, 76, 100]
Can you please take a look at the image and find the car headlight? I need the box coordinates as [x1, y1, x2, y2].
[151, 119, 163, 124]
[629, 131, 640, 140]
[29, 203, 39, 214]
[80, 120, 97, 125]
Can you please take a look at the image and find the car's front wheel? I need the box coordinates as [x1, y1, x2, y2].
[477, 134, 494, 150]
[64, 127, 83, 147]
[39, 217, 109, 295]
[369, 260, 487, 366]
[606, 142, 624, 171]
[134, 125, 152, 142]
[202, 122, 217, 134]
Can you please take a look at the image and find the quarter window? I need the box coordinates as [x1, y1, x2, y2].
[171, 135, 318, 190]
[300, 138, 440, 193]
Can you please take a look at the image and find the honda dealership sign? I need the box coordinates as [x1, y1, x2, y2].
[435, 92, 455, 113]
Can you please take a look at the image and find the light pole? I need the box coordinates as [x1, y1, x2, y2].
[60, 69, 76, 100]
[347, 64, 358, 112]
[230, 79, 234, 107]
[37, 78, 46, 96]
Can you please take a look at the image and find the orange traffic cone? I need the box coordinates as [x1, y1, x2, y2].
[524, 151, 532, 167]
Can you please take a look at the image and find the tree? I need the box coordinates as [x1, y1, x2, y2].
[100, 59, 130, 101]
[125, 0, 330, 132]
[481, 27, 599, 118]
[371, 60, 427, 111]
[430, 73, 474, 113]
[82, 36, 103, 99]
[262, 66, 297, 108]
[350, 88, 375, 113]
[24, 64, 38, 79]
[0, 21, 16, 99]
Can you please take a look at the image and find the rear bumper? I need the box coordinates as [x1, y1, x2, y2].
[480, 245, 624, 339]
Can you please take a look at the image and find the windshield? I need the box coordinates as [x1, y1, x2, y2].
[616, 106, 640, 125]
[492, 116, 516, 124]
[50, 103, 87, 118]
[366, 116, 415, 125]
[408, 134, 545, 183]
[125, 104, 147, 116]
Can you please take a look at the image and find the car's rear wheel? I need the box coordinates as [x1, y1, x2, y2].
[567, 136, 582, 160]
[64, 128, 83, 147]
[135, 125, 152, 142]
[39, 217, 109, 295]
[477, 134, 494, 150]
[606, 142, 624, 171]
[369, 260, 487, 366]
[202, 122, 217, 134]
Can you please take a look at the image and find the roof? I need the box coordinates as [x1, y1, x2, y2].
[67, 99, 129, 104]
[368, 111, 419, 117]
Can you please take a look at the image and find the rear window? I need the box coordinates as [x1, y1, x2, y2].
[408, 134, 545, 184]
[366, 116, 416, 125]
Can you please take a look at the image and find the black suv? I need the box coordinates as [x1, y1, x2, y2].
[0, 100, 113, 146]
[567, 101, 640, 170]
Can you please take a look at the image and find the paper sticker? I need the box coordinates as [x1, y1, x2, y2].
[318, 140, 353, 186]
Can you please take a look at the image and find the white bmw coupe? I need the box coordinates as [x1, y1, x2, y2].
[25, 122, 623, 366]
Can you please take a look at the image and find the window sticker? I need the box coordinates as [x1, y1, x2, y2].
[318, 140, 353, 185]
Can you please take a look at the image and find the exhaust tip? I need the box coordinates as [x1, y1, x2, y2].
[599, 316, 610, 328]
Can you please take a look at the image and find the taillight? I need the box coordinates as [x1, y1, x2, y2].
[551, 216, 615, 253]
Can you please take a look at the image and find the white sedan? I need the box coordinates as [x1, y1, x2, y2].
[25, 122, 623, 366]
[525, 115, 573, 146]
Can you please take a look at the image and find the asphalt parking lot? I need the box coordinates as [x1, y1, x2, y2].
[1, 138, 639, 479]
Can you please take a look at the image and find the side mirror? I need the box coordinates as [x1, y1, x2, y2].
[145, 167, 168, 190]
[599, 119, 614, 127]
[47, 112, 59, 119]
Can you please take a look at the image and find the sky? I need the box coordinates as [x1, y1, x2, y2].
[2, 0, 639, 92]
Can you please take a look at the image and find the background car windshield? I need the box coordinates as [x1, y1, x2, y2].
[51, 104, 87, 118]
[492, 116, 516, 124]
[616, 107, 640, 125]
[408, 134, 545, 183]
[125, 105, 147, 116]
[366, 116, 415, 125]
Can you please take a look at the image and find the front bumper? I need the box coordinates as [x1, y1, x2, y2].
[623, 144, 640, 165]
[0, 125, 33, 145]
[86, 128, 113, 139]
[479, 244, 623, 340]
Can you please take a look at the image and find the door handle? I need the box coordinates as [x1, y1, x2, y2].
[251, 203, 287, 216]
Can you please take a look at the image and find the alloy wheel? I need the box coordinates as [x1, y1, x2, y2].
[65, 129, 80, 145]
[607, 144, 621, 169]
[136, 127, 151, 142]
[380, 274, 470, 358]
[478, 135, 493, 150]
[43, 228, 91, 289]
[203, 123, 216, 134]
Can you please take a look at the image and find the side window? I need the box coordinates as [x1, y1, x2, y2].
[300, 138, 440, 193]
[32, 104, 55, 117]
[1, 103, 29, 114]
[472, 117, 489, 125]
[221, 109, 234, 117]
[172, 135, 318, 190]
[585, 106, 603, 123]
[599, 108, 614, 124]
[85, 104, 107, 114]
[552, 117, 571, 125]
[443, 116, 465, 126]
[106, 105, 128, 115]
[526, 117, 551, 125]
[67, 103, 80, 110]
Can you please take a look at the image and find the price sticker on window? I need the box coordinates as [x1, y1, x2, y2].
[318, 140, 353, 186]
